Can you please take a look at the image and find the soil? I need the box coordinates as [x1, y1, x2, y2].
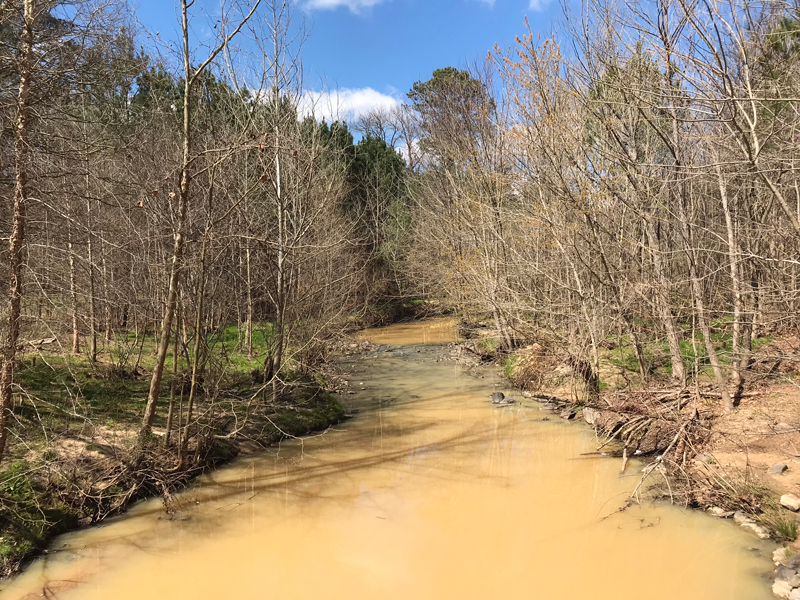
[707, 383, 800, 497]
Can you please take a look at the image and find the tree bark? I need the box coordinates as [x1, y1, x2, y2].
[0, 0, 34, 464]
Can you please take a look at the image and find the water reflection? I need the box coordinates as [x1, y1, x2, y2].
[1, 326, 773, 600]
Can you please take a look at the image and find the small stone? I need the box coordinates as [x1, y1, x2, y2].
[775, 547, 791, 565]
[491, 392, 515, 405]
[743, 521, 771, 539]
[788, 588, 800, 600]
[774, 580, 793, 599]
[782, 494, 800, 512]
[707, 507, 734, 518]
[785, 553, 800, 570]
[771, 464, 790, 475]
[734, 512, 770, 538]
[560, 409, 575, 420]
[776, 565, 799, 584]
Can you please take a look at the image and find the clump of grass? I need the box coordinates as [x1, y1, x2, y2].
[503, 355, 519, 379]
[760, 510, 799, 541]
[477, 337, 499, 355]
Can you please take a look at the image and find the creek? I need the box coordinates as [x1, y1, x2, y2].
[1, 319, 773, 599]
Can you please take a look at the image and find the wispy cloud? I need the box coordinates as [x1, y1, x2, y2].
[528, 0, 550, 10]
[303, 0, 385, 13]
[300, 87, 400, 123]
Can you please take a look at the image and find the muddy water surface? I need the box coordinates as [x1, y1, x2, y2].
[2, 319, 773, 599]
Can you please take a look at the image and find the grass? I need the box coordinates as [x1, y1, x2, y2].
[15, 358, 151, 433]
[477, 337, 500, 356]
[0, 462, 79, 573]
[0, 320, 348, 575]
[503, 355, 519, 379]
[599, 327, 774, 383]
[760, 509, 799, 542]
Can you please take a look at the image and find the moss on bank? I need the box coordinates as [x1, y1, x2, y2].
[0, 346, 346, 577]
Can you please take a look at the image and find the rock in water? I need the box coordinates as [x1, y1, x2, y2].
[774, 580, 793, 599]
[491, 392, 515, 405]
[777, 565, 800, 586]
[782, 494, 800, 512]
[771, 463, 790, 475]
[734, 511, 771, 539]
[775, 547, 791, 566]
[583, 407, 600, 425]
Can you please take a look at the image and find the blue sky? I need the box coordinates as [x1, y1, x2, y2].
[133, 0, 560, 121]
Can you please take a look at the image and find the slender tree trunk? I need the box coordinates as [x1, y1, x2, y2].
[245, 245, 253, 357]
[68, 227, 80, 354]
[165, 301, 180, 447]
[644, 219, 685, 384]
[182, 224, 210, 457]
[140, 0, 193, 437]
[0, 0, 34, 464]
[86, 196, 97, 362]
[101, 239, 112, 341]
[675, 185, 732, 412]
[271, 14, 286, 401]
[716, 164, 744, 386]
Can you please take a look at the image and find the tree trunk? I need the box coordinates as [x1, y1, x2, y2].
[644, 219, 685, 384]
[716, 163, 744, 386]
[0, 0, 34, 464]
[68, 227, 80, 354]
[140, 0, 193, 437]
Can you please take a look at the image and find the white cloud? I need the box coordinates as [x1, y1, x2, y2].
[528, 0, 550, 10]
[300, 87, 400, 123]
[304, 0, 385, 13]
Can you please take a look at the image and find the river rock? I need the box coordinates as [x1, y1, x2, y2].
[583, 407, 600, 425]
[541, 402, 560, 411]
[707, 506, 734, 518]
[733, 512, 770, 539]
[774, 580, 793, 599]
[776, 565, 800, 587]
[785, 553, 800, 570]
[771, 463, 790, 475]
[491, 392, 515, 405]
[775, 547, 791, 565]
[744, 521, 771, 539]
[560, 409, 575, 420]
[789, 588, 800, 600]
[782, 495, 800, 512]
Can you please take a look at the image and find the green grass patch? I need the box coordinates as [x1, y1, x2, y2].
[0, 461, 79, 575]
[502, 355, 519, 379]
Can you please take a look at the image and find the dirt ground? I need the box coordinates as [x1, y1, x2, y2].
[708, 383, 800, 497]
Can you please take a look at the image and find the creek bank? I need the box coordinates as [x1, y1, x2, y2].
[454, 324, 800, 551]
[0, 372, 347, 578]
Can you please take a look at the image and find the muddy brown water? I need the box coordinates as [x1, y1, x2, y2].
[1, 319, 774, 599]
